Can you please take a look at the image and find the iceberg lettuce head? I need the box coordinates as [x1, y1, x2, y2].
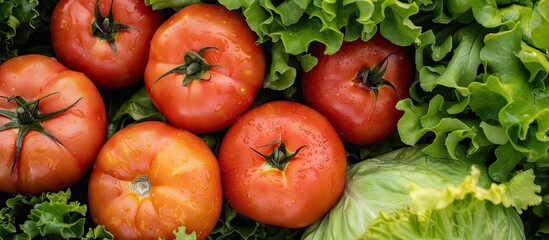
[302, 146, 541, 240]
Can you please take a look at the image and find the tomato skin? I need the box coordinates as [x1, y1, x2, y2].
[218, 101, 347, 228]
[88, 121, 223, 240]
[0, 54, 107, 194]
[301, 34, 413, 145]
[144, 4, 265, 134]
[50, 0, 163, 89]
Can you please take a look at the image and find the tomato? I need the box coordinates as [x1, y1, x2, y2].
[218, 101, 347, 228]
[50, 0, 163, 89]
[144, 4, 265, 134]
[301, 34, 413, 145]
[88, 121, 223, 240]
[0, 54, 107, 194]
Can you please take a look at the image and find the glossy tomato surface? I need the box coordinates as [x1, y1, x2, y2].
[0, 54, 107, 194]
[144, 4, 265, 134]
[50, 0, 163, 89]
[88, 121, 223, 240]
[302, 34, 413, 145]
[218, 101, 347, 228]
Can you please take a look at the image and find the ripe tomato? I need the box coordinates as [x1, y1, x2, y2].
[0, 54, 107, 194]
[218, 101, 347, 228]
[88, 121, 223, 240]
[50, 0, 163, 89]
[302, 34, 413, 145]
[144, 4, 265, 134]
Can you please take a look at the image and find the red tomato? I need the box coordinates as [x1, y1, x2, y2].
[0, 54, 107, 194]
[144, 4, 265, 134]
[50, 0, 163, 89]
[218, 101, 347, 228]
[88, 121, 223, 240]
[302, 34, 413, 145]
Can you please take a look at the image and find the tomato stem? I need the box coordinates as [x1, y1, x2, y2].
[0, 93, 82, 175]
[250, 140, 305, 171]
[131, 176, 151, 198]
[91, 0, 132, 59]
[153, 47, 220, 87]
[356, 53, 401, 106]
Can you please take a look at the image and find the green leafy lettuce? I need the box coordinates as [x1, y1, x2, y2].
[397, 0, 549, 183]
[0, 190, 113, 240]
[302, 146, 541, 240]
[144, 0, 217, 10]
[0, 0, 58, 62]
[106, 87, 166, 138]
[207, 203, 303, 240]
[218, 0, 423, 91]
[174, 226, 198, 240]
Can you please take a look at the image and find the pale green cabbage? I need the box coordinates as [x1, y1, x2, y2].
[302, 146, 541, 240]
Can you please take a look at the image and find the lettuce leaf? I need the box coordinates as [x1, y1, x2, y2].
[207, 203, 303, 240]
[360, 168, 541, 239]
[303, 147, 541, 240]
[174, 226, 198, 240]
[218, 0, 422, 91]
[0, 0, 58, 62]
[144, 0, 208, 10]
[397, 0, 549, 182]
[0, 190, 113, 240]
[106, 87, 166, 138]
[302, 146, 491, 240]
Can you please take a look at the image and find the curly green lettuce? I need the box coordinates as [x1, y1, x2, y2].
[397, 0, 549, 182]
[218, 0, 422, 90]
[0, 0, 58, 62]
[0, 190, 113, 240]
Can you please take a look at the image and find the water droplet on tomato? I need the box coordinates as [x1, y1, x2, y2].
[35, 148, 47, 153]
[48, 158, 58, 169]
[272, 180, 284, 188]
[215, 103, 224, 112]
[68, 131, 83, 138]
[190, 197, 199, 208]
[72, 110, 85, 118]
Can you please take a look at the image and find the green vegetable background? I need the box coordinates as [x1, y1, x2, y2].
[1, 0, 548, 239]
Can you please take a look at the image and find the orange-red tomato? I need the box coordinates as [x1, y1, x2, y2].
[0, 54, 107, 194]
[302, 34, 413, 145]
[50, 0, 163, 89]
[88, 121, 223, 240]
[144, 4, 265, 134]
[218, 101, 347, 228]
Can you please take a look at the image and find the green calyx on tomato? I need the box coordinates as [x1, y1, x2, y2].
[250, 140, 306, 171]
[356, 53, 401, 106]
[91, 0, 131, 58]
[0, 92, 82, 174]
[153, 47, 219, 87]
